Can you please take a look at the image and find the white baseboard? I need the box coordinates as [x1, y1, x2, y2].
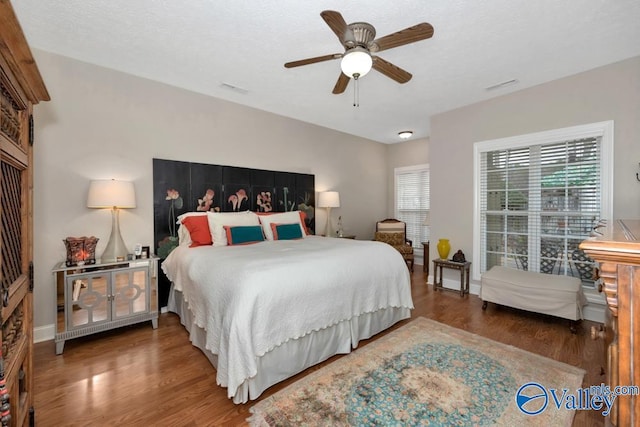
[35, 324, 55, 343]
[429, 276, 477, 295]
[35, 279, 606, 344]
[35, 310, 169, 343]
[582, 304, 605, 323]
[582, 288, 606, 323]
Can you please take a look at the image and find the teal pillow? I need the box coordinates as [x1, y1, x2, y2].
[224, 225, 264, 245]
[273, 223, 303, 240]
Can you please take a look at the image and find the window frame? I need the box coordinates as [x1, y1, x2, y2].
[472, 121, 614, 284]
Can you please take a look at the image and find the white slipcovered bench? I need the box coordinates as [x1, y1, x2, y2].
[480, 266, 587, 332]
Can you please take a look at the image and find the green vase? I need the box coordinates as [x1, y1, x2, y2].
[437, 238, 451, 259]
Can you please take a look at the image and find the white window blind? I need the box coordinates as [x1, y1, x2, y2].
[479, 137, 604, 287]
[395, 164, 430, 249]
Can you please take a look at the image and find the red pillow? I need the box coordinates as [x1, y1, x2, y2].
[181, 215, 212, 247]
[298, 211, 310, 235]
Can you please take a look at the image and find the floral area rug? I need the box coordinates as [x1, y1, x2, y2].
[248, 317, 584, 426]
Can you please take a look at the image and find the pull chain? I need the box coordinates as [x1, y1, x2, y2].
[353, 73, 360, 107]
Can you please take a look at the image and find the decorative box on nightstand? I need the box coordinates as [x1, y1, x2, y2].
[52, 256, 159, 354]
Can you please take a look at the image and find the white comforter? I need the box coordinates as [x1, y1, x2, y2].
[162, 236, 413, 399]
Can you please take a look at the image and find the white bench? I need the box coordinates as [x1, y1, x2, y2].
[480, 266, 587, 332]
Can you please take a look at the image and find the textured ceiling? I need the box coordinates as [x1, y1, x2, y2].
[12, 0, 640, 144]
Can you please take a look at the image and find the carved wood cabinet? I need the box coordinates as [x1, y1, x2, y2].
[0, 2, 50, 426]
[581, 219, 640, 427]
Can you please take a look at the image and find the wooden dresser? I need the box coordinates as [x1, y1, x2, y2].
[580, 219, 640, 427]
[0, 2, 50, 426]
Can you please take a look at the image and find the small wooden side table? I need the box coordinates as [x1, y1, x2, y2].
[433, 259, 471, 297]
[421, 241, 430, 278]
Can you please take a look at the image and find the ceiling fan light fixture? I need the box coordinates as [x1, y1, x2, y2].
[340, 47, 372, 79]
[398, 130, 413, 139]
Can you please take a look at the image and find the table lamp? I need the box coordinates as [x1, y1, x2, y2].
[87, 179, 136, 261]
[318, 191, 340, 237]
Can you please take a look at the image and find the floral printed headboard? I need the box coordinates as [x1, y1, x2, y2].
[153, 158, 315, 258]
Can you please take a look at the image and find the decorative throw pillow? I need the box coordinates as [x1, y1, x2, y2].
[297, 211, 310, 235]
[271, 223, 303, 240]
[375, 231, 405, 246]
[181, 215, 212, 247]
[258, 211, 308, 240]
[224, 225, 265, 245]
[176, 212, 208, 246]
[208, 211, 261, 246]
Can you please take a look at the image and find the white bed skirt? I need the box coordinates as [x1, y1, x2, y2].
[168, 284, 411, 404]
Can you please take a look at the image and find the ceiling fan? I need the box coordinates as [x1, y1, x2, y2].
[284, 10, 434, 95]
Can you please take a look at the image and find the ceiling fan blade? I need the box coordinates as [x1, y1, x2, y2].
[284, 53, 341, 68]
[371, 22, 434, 52]
[321, 10, 348, 43]
[332, 72, 350, 94]
[372, 56, 412, 83]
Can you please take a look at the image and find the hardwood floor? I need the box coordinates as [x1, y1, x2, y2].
[34, 269, 606, 426]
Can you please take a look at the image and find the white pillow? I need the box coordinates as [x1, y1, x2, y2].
[207, 211, 261, 246]
[176, 212, 208, 246]
[259, 211, 307, 241]
[177, 223, 192, 246]
[177, 211, 208, 222]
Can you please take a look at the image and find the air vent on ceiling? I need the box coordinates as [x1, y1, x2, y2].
[485, 79, 519, 91]
[220, 82, 249, 95]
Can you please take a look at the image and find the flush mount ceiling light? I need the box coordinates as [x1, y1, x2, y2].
[398, 131, 413, 139]
[340, 46, 373, 79]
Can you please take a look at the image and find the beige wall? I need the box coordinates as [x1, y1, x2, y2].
[33, 48, 637, 333]
[430, 55, 640, 286]
[32, 50, 390, 334]
[386, 137, 430, 216]
[385, 137, 430, 267]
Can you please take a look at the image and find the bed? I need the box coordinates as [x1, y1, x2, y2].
[161, 212, 413, 403]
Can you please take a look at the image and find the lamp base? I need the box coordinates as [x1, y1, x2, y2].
[101, 208, 129, 262]
[325, 207, 335, 237]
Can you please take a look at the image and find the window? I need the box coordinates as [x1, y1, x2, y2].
[473, 121, 613, 291]
[395, 164, 430, 251]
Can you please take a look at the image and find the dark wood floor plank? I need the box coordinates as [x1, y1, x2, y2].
[34, 269, 605, 426]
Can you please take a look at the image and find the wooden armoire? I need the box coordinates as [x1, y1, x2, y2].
[0, 1, 49, 426]
[581, 220, 640, 427]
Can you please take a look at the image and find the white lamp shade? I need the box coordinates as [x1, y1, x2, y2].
[318, 191, 340, 208]
[87, 180, 136, 208]
[340, 47, 372, 78]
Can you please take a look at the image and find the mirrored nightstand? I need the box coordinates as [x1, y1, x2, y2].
[52, 257, 158, 354]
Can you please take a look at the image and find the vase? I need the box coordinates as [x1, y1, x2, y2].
[437, 238, 451, 260]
